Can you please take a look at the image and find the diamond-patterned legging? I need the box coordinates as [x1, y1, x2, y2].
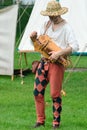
[33, 60, 64, 125]
[53, 97, 62, 125]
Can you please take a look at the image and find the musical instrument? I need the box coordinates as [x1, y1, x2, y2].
[30, 34, 71, 67]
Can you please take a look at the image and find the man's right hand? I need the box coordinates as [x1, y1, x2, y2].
[30, 31, 37, 42]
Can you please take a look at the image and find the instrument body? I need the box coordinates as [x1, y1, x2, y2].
[31, 34, 70, 67]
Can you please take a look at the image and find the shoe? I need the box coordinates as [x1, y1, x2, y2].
[33, 122, 45, 128]
[53, 124, 59, 129]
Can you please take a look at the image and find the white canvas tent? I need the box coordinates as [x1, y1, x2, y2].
[0, 5, 18, 76]
[60, 0, 87, 52]
[18, 0, 50, 52]
[18, 0, 87, 53]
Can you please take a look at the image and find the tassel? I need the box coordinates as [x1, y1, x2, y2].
[61, 89, 66, 96]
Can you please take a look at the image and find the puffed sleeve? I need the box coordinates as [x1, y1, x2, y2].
[66, 24, 79, 52]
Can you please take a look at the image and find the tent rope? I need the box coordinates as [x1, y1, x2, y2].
[62, 45, 87, 93]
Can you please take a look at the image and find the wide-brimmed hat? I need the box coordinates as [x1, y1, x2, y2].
[40, 0, 68, 16]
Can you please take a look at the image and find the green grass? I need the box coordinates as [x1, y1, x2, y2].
[0, 53, 87, 130]
[70, 55, 87, 68]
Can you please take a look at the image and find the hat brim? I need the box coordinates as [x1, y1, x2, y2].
[40, 7, 68, 16]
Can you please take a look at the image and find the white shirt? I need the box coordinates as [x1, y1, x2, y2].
[40, 20, 79, 52]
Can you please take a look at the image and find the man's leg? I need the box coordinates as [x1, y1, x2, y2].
[48, 63, 64, 127]
[33, 62, 48, 125]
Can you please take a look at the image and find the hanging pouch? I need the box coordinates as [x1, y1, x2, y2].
[32, 61, 40, 74]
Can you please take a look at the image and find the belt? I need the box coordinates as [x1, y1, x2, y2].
[41, 57, 63, 66]
[41, 57, 51, 64]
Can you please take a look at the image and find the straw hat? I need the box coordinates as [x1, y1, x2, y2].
[40, 0, 68, 16]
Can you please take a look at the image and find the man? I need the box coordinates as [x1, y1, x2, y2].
[30, 0, 79, 129]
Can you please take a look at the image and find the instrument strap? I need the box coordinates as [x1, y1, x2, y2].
[43, 20, 52, 34]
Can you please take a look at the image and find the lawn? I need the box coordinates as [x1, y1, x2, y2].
[0, 53, 87, 130]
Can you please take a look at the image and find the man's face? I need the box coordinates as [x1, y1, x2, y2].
[49, 16, 59, 23]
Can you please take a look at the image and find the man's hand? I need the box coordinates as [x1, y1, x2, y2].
[49, 51, 62, 61]
[30, 31, 37, 42]
[49, 46, 72, 61]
